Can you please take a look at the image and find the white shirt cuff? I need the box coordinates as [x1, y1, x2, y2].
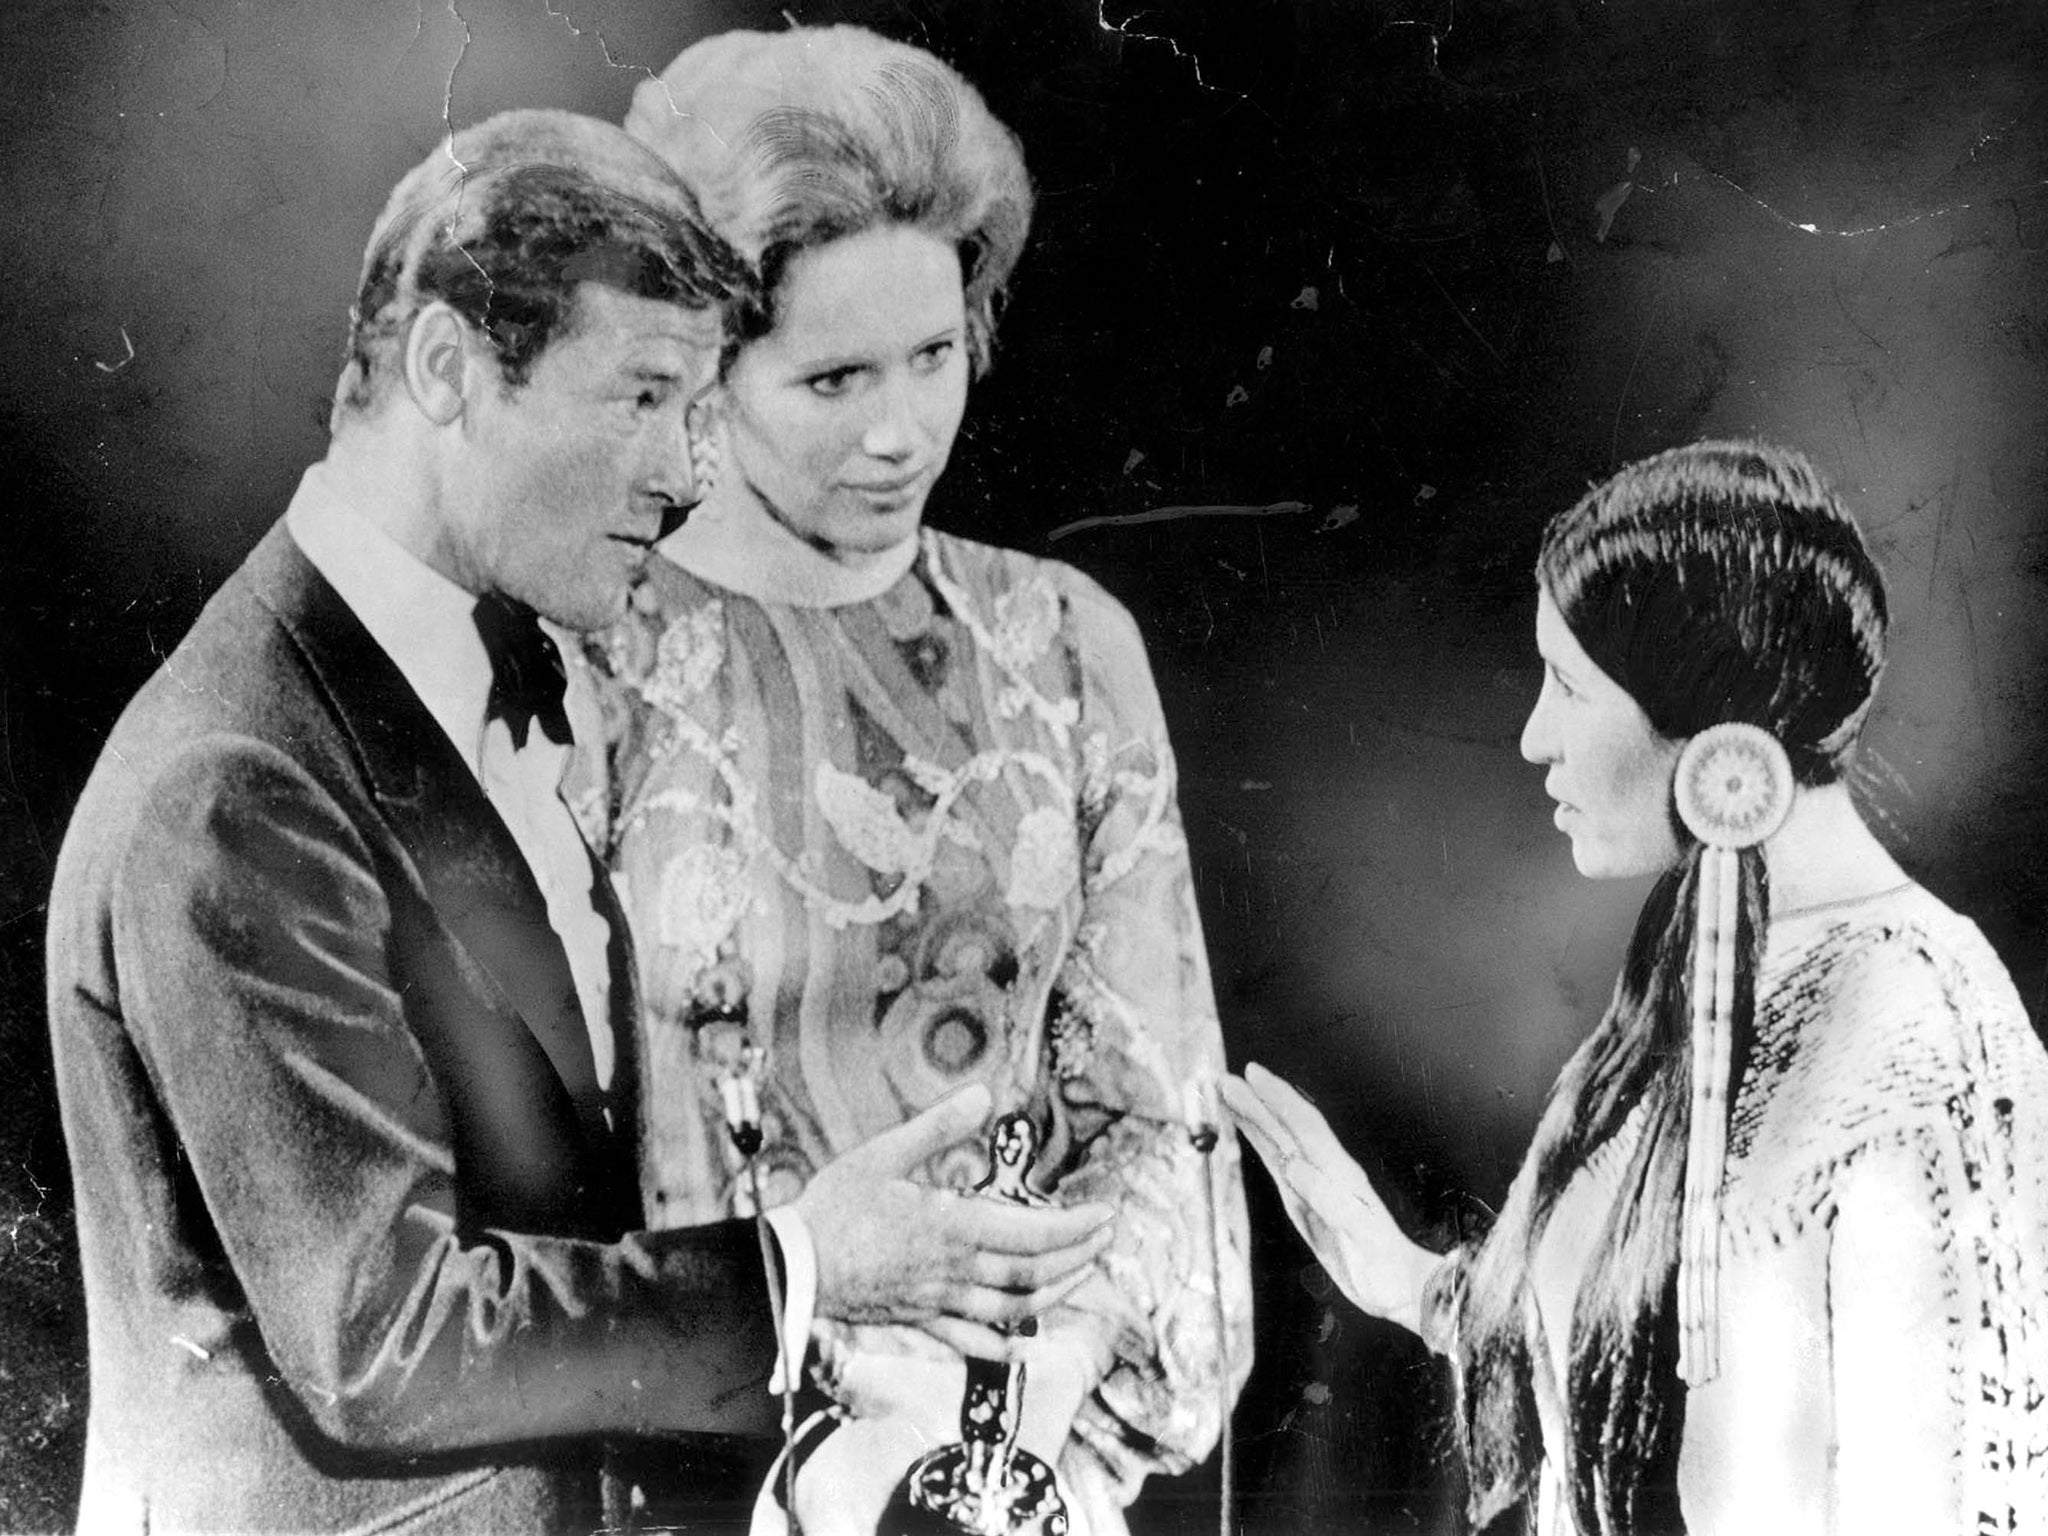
[761, 1205, 818, 1396]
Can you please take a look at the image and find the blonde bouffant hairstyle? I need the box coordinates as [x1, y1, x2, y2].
[624, 26, 1034, 376]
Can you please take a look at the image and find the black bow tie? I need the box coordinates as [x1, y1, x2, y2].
[473, 594, 572, 750]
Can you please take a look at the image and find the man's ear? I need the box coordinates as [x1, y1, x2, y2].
[403, 303, 475, 425]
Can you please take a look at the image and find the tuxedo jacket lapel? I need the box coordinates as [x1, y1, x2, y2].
[243, 528, 618, 1159]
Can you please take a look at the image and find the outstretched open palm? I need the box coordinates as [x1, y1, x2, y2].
[1222, 1063, 1441, 1336]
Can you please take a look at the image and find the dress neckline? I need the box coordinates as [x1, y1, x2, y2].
[1768, 880, 1916, 926]
[655, 486, 921, 609]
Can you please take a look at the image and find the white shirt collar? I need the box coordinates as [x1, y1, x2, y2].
[283, 461, 496, 774]
[654, 483, 920, 609]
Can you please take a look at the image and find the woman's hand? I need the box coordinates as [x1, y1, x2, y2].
[1221, 1062, 1442, 1337]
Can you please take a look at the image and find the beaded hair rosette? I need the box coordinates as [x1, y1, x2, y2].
[1674, 722, 1794, 851]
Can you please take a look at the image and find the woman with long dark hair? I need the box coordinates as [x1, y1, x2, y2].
[1226, 440, 2048, 1533]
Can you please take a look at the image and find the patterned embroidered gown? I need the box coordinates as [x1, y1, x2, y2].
[566, 517, 1251, 1528]
[1491, 885, 2048, 1533]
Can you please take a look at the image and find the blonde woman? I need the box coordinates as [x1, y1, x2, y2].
[567, 26, 1250, 1535]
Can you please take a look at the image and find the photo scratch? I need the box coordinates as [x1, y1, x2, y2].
[1047, 501, 1313, 543]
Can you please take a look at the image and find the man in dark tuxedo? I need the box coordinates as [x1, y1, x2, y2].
[45, 109, 1112, 1534]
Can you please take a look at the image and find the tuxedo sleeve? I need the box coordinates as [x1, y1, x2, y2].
[109, 734, 781, 1452]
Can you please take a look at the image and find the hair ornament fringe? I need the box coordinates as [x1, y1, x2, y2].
[1673, 722, 1792, 1385]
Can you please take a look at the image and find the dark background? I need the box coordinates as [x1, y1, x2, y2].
[3, 0, 2045, 1530]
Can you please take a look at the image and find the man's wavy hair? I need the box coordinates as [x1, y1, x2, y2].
[1448, 441, 1888, 1535]
[625, 26, 1034, 376]
[332, 109, 751, 428]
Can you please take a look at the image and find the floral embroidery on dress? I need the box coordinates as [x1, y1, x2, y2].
[1077, 728, 1115, 820]
[923, 534, 1080, 745]
[1006, 804, 1080, 911]
[874, 952, 911, 994]
[1054, 934, 1184, 1103]
[654, 843, 754, 978]
[1091, 744, 1187, 893]
[815, 760, 928, 878]
[644, 601, 725, 716]
[1047, 989, 1096, 1080]
[990, 575, 1062, 673]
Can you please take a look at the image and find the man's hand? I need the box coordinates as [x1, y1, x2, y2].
[796, 1085, 1116, 1360]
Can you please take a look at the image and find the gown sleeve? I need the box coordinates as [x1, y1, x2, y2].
[1032, 566, 1254, 1509]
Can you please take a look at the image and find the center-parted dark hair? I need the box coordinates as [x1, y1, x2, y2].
[333, 110, 751, 425]
[1447, 441, 1888, 1534]
[625, 27, 1034, 376]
